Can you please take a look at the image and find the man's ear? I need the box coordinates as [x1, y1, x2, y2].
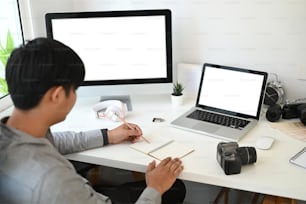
[48, 86, 65, 103]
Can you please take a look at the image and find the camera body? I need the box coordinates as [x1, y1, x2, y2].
[217, 142, 257, 175]
[266, 102, 306, 125]
[282, 103, 306, 119]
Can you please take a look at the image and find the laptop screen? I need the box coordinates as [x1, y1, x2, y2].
[197, 64, 267, 119]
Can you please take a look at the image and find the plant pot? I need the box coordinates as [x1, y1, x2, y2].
[171, 94, 184, 107]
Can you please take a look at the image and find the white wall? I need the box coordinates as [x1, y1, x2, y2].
[20, 0, 306, 100]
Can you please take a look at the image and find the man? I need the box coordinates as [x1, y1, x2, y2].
[0, 38, 185, 204]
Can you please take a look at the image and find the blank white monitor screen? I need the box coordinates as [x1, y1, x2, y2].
[45, 10, 172, 86]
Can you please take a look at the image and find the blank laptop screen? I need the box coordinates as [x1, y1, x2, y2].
[198, 65, 265, 117]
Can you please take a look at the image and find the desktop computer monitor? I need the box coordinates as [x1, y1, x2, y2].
[45, 9, 173, 109]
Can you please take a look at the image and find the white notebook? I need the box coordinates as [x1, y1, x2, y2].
[290, 147, 306, 169]
[130, 135, 194, 160]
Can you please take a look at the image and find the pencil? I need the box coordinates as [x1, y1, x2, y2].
[120, 117, 150, 143]
[141, 135, 151, 143]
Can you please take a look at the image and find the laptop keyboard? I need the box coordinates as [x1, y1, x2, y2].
[187, 110, 250, 129]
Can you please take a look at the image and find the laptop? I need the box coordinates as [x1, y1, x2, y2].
[171, 63, 268, 141]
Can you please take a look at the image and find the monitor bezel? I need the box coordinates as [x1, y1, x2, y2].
[45, 9, 173, 86]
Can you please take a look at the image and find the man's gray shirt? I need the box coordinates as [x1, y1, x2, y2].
[0, 117, 161, 204]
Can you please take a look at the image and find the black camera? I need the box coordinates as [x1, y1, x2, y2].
[266, 103, 306, 125]
[216, 142, 257, 175]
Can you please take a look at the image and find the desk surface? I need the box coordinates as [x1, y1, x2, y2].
[49, 94, 305, 201]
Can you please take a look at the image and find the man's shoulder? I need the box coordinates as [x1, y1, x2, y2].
[0, 127, 74, 188]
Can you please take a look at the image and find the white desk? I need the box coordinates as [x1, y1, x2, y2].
[49, 94, 305, 201]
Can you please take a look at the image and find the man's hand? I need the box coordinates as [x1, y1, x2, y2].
[107, 123, 142, 144]
[145, 157, 184, 195]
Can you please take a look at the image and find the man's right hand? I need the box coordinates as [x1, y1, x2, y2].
[145, 157, 184, 195]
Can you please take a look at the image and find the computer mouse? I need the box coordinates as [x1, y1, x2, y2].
[256, 136, 275, 150]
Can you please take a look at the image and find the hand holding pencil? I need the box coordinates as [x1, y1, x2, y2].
[119, 117, 150, 143]
[107, 119, 146, 144]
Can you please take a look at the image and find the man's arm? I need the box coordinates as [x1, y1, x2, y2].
[47, 129, 106, 154]
[135, 187, 161, 204]
[39, 165, 111, 204]
[38, 155, 162, 204]
[48, 123, 142, 155]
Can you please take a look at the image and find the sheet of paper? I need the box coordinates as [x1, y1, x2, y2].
[129, 135, 173, 154]
[149, 141, 195, 160]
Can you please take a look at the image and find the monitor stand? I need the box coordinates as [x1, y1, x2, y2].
[99, 95, 133, 111]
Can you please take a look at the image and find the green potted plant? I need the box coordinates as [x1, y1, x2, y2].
[172, 81, 184, 96]
[0, 30, 14, 97]
[171, 81, 184, 106]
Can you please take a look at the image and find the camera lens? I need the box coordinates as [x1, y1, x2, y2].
[266, 104, 282, 122]
[300, 109, 306, 125]
[297, 104, 306, 126]
[236, 147, 257, 165]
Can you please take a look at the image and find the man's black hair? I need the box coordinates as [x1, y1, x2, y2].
[5, 38, 85, 110]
